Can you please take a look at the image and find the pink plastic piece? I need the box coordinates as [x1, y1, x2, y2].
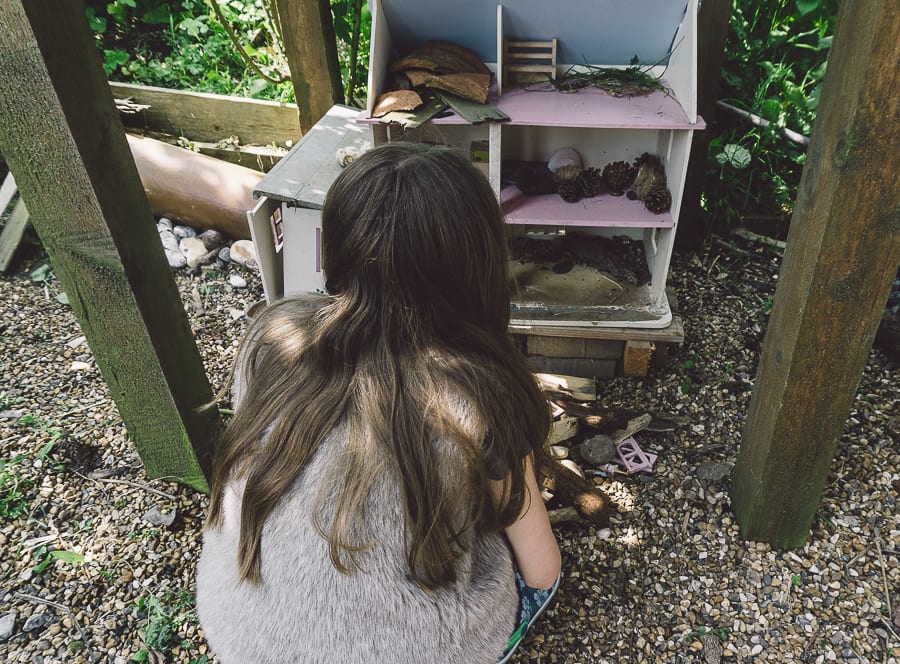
[550, 401, 565, 418]
[614, 437, 657, 474]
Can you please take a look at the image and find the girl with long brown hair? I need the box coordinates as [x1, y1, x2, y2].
[197, 142, 561, 663]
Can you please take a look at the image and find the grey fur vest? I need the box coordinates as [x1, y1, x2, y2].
[196, 426, 518, 664]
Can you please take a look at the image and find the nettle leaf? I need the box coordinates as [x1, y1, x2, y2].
[716, 144, 752, 170]
[50, 550, 85, 564]
[796, 0, 819, 17]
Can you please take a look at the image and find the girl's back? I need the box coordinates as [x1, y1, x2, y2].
[197, 143, 555, 663]
[197, 400, 518, 663]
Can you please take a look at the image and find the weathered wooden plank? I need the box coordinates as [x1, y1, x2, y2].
[731, 0, 900, 547]
[525, 335, 624, 360]
[110, 81, 301, 146]
[0, 171, 17, 213]
[274, 0, 344, 132]
[547, 416, 579, 445]
[0, 1, 219, 491]
[535, 373, 597, 401]
[0, 197, 30, 272]
[529, 357, 617, 380]
[509, 316, 685, 343]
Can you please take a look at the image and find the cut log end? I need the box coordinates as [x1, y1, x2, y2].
[543, 459, 614, 527]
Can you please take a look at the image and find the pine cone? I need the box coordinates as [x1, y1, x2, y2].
[634, 154, 667, 200]
[577, 167, 603, 197]
[602, 161, 636, 196]
[555, 164, 582, 203]
[643, 185, 671, 214]
[634, 152, 662, 169]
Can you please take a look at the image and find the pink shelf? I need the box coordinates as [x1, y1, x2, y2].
[501, 186, 673, 228]
[497, 81, 703, 130]
[358, 80, 706, 130]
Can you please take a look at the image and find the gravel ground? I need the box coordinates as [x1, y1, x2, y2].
[0, 236, 897, 664]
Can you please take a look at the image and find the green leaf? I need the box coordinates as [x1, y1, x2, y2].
[141, 6, 173, 24]
[131, 649, 150, 663]
[29, 263, 53, 283]
[56, 292, 70, 305]
[85, 8, 108, 34]
[50, 550, 85, 564]
[248, 77, 271, 96]
[718, 144, 752, 170]
[796, 0, 819, 17]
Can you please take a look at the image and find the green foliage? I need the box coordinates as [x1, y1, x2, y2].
[331, 0, 371, 105]
[683, 625, 731, 642]
[86, 0, 292, 101]
[134, 588, 201, 659]
[703, 0, 839, 230]
[85, 0, 371, 106]
[0, 458, 31, 522]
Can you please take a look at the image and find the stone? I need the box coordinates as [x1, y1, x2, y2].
[173, 225, 197, 239]
[179, 237, 208, 269]
[696, 462, 733, 483]
[229, 240, 258, 268]
[159, 229, 187, 269]
[156, 217, 173, 231]
[142, 505, 177, 528]
[701, 633, 723, 664]
[198, 229, 224, 251]
[218, 246, 231, 263]
[578, 435, 617, 466]
[229, 274, 247, 289]
[0, 611, 16, 642]
[23, 612, 54, 633]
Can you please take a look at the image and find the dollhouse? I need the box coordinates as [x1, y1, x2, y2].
[250, 0, 702, 336]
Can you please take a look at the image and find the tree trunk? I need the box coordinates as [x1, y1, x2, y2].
[274, 0, 345, 132]
[730, 0, 900, 547]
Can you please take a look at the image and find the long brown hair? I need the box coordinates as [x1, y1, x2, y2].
[207, 142, 550, 589]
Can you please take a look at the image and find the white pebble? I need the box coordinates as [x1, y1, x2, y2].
[229, 274, 247, 288]
[173, 225, 197, 239]
[230, 240, 258, 268]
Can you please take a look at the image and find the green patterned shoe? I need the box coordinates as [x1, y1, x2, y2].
[497, 571, 561, 663]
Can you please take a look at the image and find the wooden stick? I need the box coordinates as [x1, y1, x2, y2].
[875, 534, 894, 626]
[14, 592, 88, 642]
[77, 472, 178, 502]
[547, 507, 581, 525]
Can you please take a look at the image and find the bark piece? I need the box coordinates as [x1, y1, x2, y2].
[390, 41, 489, 76]
[372, 90, 424, 117]
[425, 72, 491, 104]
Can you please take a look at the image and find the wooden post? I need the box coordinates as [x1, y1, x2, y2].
[676, 0, 732, 249]
[730, 0, 900, 547]
[0, 1, 219, 491]
[274, 0, 345, 132]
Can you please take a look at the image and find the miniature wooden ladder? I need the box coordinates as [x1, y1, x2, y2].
[0, 171, 31, 272]
[503, 38, 558, 85]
